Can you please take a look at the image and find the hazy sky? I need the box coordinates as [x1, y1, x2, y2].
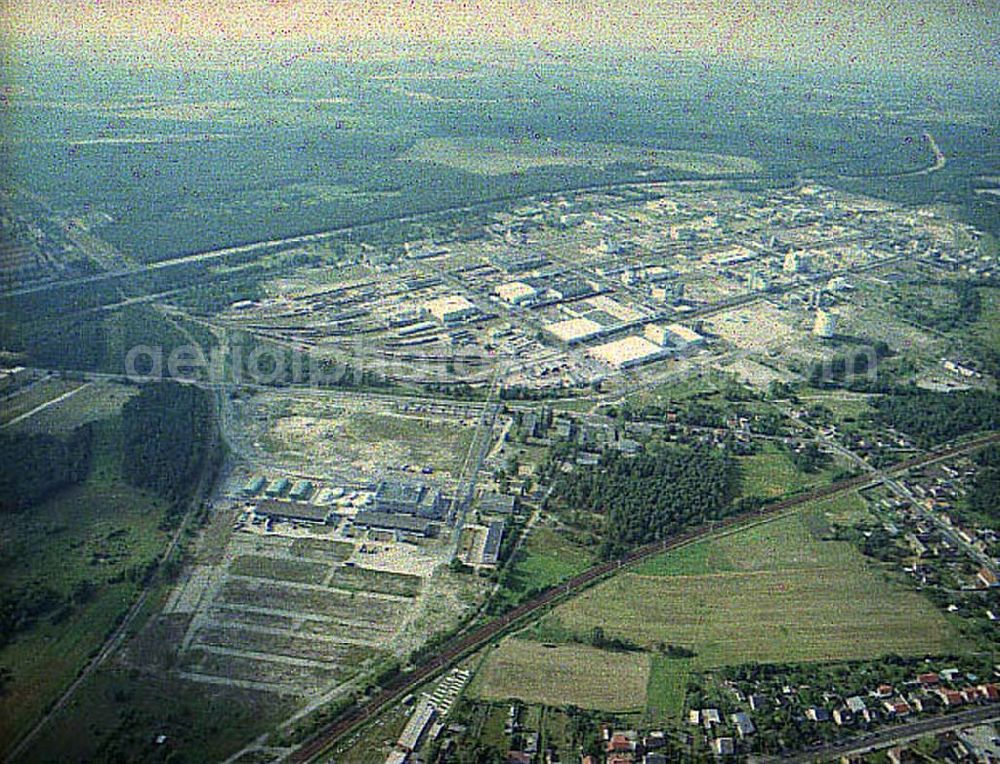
[1, 0, 996, 74]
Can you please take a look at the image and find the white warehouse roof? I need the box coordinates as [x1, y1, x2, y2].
[666, 323, 705, 344]
[544, 317, 604, 344]
[496, 281, 538, 304]
[587, 335, 668, 369]
[424, 295, 477, 323]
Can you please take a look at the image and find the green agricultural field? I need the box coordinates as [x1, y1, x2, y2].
[0, 422, 170, 754]
[809, 492, 874, 526]
[0, 378, 85, 425]
[526, 508, 961, 722]
[646, 656, 693, 724]
[738, 443, 839, 499]
[469, 639, 650, 713]
[502, 525, 593, 596]
[631, 539, 728, 577]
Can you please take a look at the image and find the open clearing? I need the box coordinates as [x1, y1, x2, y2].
[469, 639, 649, 713]
[240, 394, 477, 479]
[7, 381, 138, 435]
[398, 137, 761, 177]
[550, 513, 957, 662]
[502, 524, 594, 596]
[488, 501, 961, 721]
[0, 378, 85, 425]
[738, 444, 841, 499]
[0, 419, 168, 753]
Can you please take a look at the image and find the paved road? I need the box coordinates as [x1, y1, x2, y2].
[798, 412, 999, 579]
[763, 706, 1000, 763]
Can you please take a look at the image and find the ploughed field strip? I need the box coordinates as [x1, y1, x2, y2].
[174, 533, 422, 697]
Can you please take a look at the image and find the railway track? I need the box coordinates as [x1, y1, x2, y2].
[289, 431, 1000, 762]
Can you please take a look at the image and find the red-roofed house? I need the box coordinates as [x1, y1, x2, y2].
[606, 755, 634, 764]
[977, 683, 1000, 702]
[606, 733, 635, 754]
[917, 672, 939, 687]
[883, 700, 912, 717]
[937, 689, 965, 707]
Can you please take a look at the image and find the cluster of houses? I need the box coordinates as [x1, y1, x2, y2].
[580, 727, 671, 764]
[687, 669, 1000, 758]
[385, 669, 471, 764]
[869, 461, 1000, 594]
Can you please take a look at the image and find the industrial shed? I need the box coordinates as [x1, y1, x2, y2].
[254, 500, 333, 524]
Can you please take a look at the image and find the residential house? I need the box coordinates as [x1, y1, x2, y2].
[883, 700, 912, 717]
[977, 683, 1000, 702]
[605, 731, 637, 754]
[937, 689, 966, 707]
[606, 755, 634, 764]
[643, 731, 666, 750]
[977, 567, 998, 588]
[806, 707, 831, 722]
[711, 737, 734, 757]
[730, 713, 755, 738]
[917, 672, 940, 687]
[832, 708, 853, 726]
[845, 696, 867, 714]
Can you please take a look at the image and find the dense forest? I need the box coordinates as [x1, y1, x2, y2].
[0, 426, 94, 513]
[869, 388, 1000, 448]
[550, 445, 739, 559]
[891, 281, 984, 332]
[120, 382, 214, 502]
[967, 446, 1000, 521]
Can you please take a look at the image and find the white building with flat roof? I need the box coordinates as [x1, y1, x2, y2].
[495, 281, 538, 305]
[424, 295, 478, 325]
[666, 323, 705, 346]
[644, 323, 672, 346]
[587, 335, 669, 369]
[543, 316, 604, 345]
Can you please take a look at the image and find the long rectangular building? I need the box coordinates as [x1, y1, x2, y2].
[254, 500, 333, 524]
[397, 700, 436, 752]
[481, 520, 505, 565]
[354, 511, 437, 537]
[586, 335, 669, 369]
